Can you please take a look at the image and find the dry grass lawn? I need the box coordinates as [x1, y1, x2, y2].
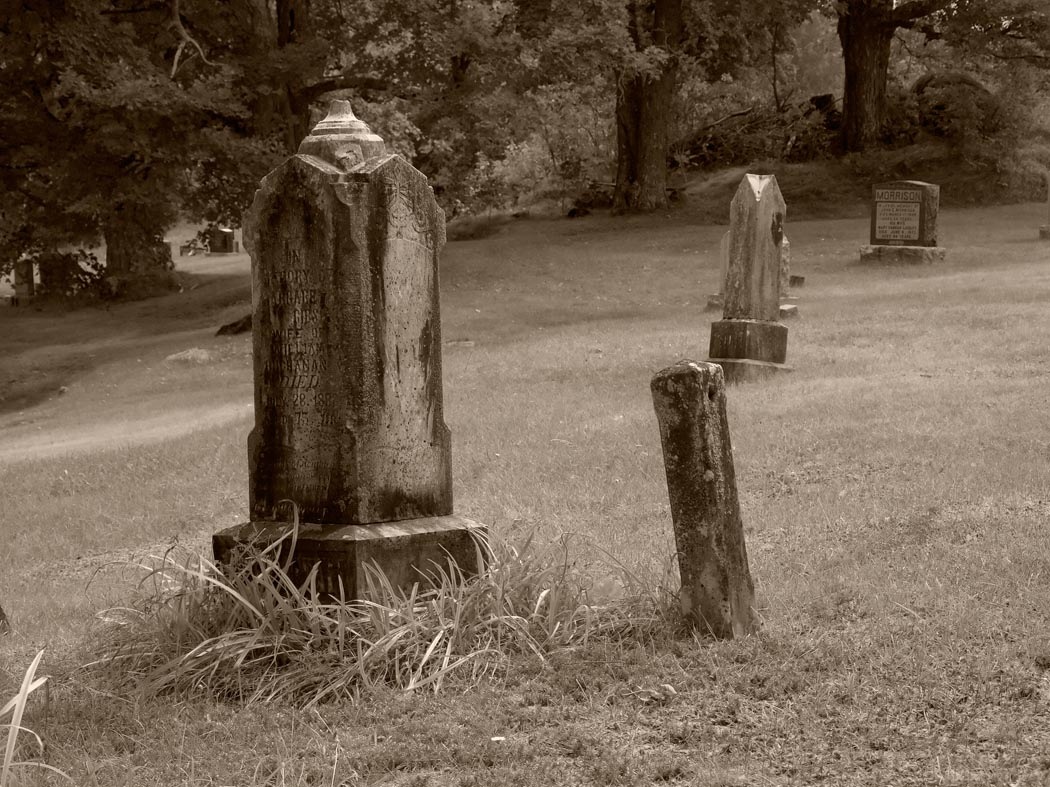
[1, 201, 1050, 785]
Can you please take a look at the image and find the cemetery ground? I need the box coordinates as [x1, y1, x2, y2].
[2, 202, 1050, 786]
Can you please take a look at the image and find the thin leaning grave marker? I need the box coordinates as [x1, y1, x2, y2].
[651, 360, 757, 638]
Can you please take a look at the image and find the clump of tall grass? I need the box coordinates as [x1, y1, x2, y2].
[2, 651, 70, 786]
[86, 520, 678, 707]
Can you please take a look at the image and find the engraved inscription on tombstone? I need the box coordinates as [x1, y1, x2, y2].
[874, 193, 920, 242]
[861, 180, 946, 264]
[868, 181, 939, 247]
[246, 135, 451, 526]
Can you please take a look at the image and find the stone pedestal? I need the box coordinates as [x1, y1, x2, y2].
[708, 320, 791, 383]
[214, 516, 485, 598]
[859, 245, 947, 265]
[709, 319, 786, 363]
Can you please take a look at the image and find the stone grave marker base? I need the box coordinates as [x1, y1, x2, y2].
[214, 516, 487, 599]
[1039, 226, 1050, 240]
[859, 245, 947, 265]
[708, 358, 793, 384]
[709, 319, 788, 365]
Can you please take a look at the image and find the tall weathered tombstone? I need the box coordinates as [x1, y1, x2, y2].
[706, 174, 791, 383]
[651, 360, 757, 638]
[1040, 168, 1050, 240]
[213, 101, 486, 598]
[859, 180, 946, 264]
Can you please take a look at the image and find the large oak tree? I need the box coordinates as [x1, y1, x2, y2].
[835, 0, 952, 151]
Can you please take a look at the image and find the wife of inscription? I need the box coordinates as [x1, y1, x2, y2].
[385, 174, 434, 250]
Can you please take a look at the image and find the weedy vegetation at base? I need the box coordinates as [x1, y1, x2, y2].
[85, 518, 678, 707]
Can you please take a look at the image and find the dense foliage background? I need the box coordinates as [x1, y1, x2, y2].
[1, 0, 1048, 296]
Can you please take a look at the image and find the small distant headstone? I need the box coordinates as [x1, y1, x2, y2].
[704, 231, 731, 312]
[12, 260, 35, 306]
[789, 274, 805, 288]
[207, 227, 239, 255]
[707, 174, 792, 383]
[779, 303, 799, 319]
[213, 101, 485, 598]
[650, 360, 757, 638]
[859, 181, 946, 264]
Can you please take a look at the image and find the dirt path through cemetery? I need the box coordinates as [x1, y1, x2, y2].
[0, 399, 252, 464]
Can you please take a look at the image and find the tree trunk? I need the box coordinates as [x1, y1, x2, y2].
[612, 0, 682, 213]
[102, 207, 176, 298]
[613, 74, 642, 212]
[837, 0, 895, 152]
[277, 0, 313, 151]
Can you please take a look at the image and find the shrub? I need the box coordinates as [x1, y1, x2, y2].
[34, 249, 105, 299]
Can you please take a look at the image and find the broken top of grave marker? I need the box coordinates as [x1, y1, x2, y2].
[722, 174, 785, 322]
[650, 360, 757, 638]
[243, 99, 452, 526]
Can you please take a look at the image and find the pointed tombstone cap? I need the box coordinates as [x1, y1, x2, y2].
[297, 100, 386, 169]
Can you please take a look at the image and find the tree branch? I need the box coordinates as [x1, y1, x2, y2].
[888, 0, 952, 26]
[169, 0, 215, 78]
[293, 74, 393, 107]
[101, 3, 167, 15]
